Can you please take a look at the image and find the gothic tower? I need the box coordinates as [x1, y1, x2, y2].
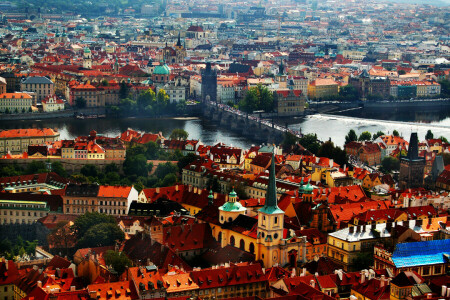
[201, 62, 217, 102]
[83, 47, 92, 69]
[399, 132, 426, 189]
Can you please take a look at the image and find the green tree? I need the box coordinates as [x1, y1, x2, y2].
[345, 129, 358, 144]
[159, 173, 178, 187]
[156, 89, 169, 108]
[104, 250, 132, 275]
[51, 161, 67, 177]
[358, 131, 372, 141]
[439, 80, 450, 98]
[393, 130, 399, 137]
[239, 84, 274, 113]
[26, 161, 48, 174]
[381, 156, 400, 173]
[72, 212, 116, 238]
[425, 130, 434, 140]
[78, 223, 125, 248]
[137, 88, 156, 111]
[339, 85, 358, 101]
[104, 163, 119, 174]
[123, 154, 149, 177]
[298, 133, 321, 154]
[101, 80, 109, 86]
[282, 132, 299, 151]
[119, 81, 130, 99]
[177, 153, 198, 171]
[81, 164, 98, 178]
[75, 97, 86, 109]
[438, 136, 449, 143]
[372, 131, 385, 140]
[155, 162, 178, 179]
[169, 128, 189, 140]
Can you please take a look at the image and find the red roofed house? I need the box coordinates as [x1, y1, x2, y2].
[0, 128, 60, 155]
[97, 185, 139, 215]
[42, 95, 64, 112]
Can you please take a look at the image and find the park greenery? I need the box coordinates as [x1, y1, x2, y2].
[73, 212, 124, 248]
[109, 87, 186, 117]
[104, 250, 133, 275]
[0, 236, 38, 260]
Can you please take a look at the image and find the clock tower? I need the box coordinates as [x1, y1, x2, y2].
[257, 151, 285, 266]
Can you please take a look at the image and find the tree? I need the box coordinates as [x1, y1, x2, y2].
[339, 85, 358, 101]
[169, 128, 189, 140]
[345, 129, 358, 144]
[438, 136, 449, 144]
[177, 153, 198, 171]
[298, 134, 320, 154]
[75, 97, 86, 109]
[78, 223, 124, 248]
[381, 156, 400, 173]
[26, 161, 48, 174]
[123, 154, 149, 177]
[393, 130, 399, 137]
[425, 130, 434, 140]
[372, 131, 385, 140]
[206, 176, 221, 193]
[137, 88, 156, 111]
[119, 81, 130, 99]
[239, 84, 274, 113]
[104, 250, 132, 275]
[105, 163, 119, 174]
[81, 164, 98, 178]
[358, 131, 372, 141]
[160, 173, 178, 187]
[51, 161, 67, 177]
[398, 70, 406, 75]
[282, 132, 299, 151]
[72, 212, 116, 238]
[155, 162, 178, 179]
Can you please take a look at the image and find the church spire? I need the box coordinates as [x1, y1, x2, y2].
[176, 31, 182, 47]
[259, 151, 284, 214]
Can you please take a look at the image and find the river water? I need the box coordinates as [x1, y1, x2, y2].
[0, 108, 449, 149]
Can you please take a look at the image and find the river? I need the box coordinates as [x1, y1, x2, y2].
[0, 108, 449, 149]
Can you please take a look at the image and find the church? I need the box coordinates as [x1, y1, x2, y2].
[211, 152, 307, 268]
[162, 33, 186, 64]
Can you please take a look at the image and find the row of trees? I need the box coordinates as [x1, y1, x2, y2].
[0, 236, 38, 260]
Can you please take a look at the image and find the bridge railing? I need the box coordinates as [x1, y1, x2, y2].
[205, 101, 303, 138]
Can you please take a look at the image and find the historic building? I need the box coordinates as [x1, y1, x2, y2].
[152, 61, 171, 85]
[0, 128, 60, 155]
[348, 70, 390, 100]
[399, 133, 426, 189]
[201, 62, 217, 102]
[162, 33, 186, 64]
[213, 153, 307, 268]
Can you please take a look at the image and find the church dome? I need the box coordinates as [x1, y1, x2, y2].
[153, 61, 171, 75]
[219, 201, 245, 212]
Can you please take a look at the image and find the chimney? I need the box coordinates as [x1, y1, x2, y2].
[360, 271, 365, 283]
[380, 275, 386, 287]
[349, 226, 354, 234]
[198, 189, 202, 195]
[188, 185, 192, 192]
[427, 294, 432, 299]
[70, 286, 76, 291]
[214, 192, 217, 200]
[310, 279, 316, 288]
[175, 185, 179, 191]
[156, 187, 160, 193]
[194, 187, 198, 194]
[37, 281, 42, 288]
[442, 286, 447, 297]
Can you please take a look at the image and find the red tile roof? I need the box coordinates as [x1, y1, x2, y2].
[98, 186, 132, 198]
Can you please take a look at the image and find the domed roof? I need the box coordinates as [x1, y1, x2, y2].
[299, 179, 314, 194]
[153, 61, 171, 75]
[219, 201, 245, 212]
[84, 47, 91, 53]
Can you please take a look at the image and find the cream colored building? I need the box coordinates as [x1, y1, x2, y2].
[42, 95, 64, 112]
[0, 199, 49, 224]
[0, 93, 33, 113]
[0, 128, 60, 155]
[20, 76, 54, 102]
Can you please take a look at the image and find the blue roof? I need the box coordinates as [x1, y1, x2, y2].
[392, 239, 450, 268]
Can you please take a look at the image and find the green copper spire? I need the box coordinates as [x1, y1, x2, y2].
[259, 151, 284, 214]
[208, 190, 214, 205]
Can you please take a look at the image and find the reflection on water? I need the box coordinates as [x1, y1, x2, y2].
[0, 108, 449, 149]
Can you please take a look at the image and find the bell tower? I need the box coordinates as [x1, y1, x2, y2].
[257, 151, 285, 266]
[219, 189, 246, 224]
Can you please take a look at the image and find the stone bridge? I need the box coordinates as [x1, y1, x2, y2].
[202, 101, 301, 144]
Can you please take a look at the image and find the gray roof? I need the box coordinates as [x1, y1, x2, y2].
[21, 76, 53, 85]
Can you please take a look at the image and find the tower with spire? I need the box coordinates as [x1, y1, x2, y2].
[399, 132, 426, 190]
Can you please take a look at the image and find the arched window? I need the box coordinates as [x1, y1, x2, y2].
[249, 242, 255, 254]
[239, 239, 245, 250]
[230, 235, 235, 246]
